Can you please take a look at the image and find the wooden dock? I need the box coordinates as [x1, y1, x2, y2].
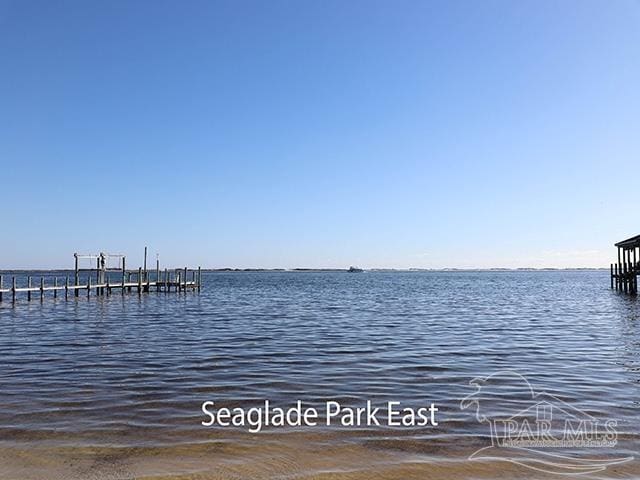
[611, 234, 639, 295]
[0, 250, 201, 304]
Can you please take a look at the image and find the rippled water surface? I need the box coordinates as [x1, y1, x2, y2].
[0, 270, 639, 479]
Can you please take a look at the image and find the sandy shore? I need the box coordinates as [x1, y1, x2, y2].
[1, 431, 638, 480]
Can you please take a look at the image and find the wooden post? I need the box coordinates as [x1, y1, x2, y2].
[177, 271, 181, 292]
[40, 277, 44, 301]
[620, 249, 625, 293]
[198, 266, 201, 292]
[622, 252, 626, 294]
[164, 268, 168, 292]
[73, 253, 80, 297]
[138, 267, 142, 294]
[122, 257, 126, 294]
[144, 246, 148, 283]
[184, 267, 188, 290]
[65, 276, 69, 300]
[628, 249, 633, 294]
[617, 247, 622, 291]
[634, 248, 638, 295]
[0, 275, 3, 302]
[631, 249, 634, 295]
[631, 249, 636, 295]
[624, 249, 627, 293]
[624, 250, 629, 294]
[156, 257, 160, 292]
[54, 277, 58, 299]
[622, 249, 629, 293]
[87, 276, 91, 298]
[12, 277, 16, 304]
[27, 276, 32, 301]
[610, 264, 614, 289]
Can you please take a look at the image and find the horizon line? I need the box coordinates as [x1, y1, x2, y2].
[0, 266, 609, 273]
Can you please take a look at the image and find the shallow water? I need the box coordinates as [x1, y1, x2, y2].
[0, 271, 639, 479]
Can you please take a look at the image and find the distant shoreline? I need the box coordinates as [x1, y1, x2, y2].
[0, 267, 609, 273]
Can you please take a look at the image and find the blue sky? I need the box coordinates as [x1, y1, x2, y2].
[1, 0, 639, 269]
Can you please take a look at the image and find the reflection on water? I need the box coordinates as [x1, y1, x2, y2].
[0, 271, 639, 479]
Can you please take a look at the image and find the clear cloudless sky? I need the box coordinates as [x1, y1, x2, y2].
[1, 0, 639, 269]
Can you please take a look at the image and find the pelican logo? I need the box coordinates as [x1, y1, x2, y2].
[460, 371, 633, 475]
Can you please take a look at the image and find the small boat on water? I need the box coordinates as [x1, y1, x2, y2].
[348, 266, 364, 273]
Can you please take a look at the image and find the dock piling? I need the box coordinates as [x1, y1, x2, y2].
[122, 257, 126, 294]
[74, 253, 79, 297]
[610, 264, 614, 290]
[631, 248, 638, 295]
